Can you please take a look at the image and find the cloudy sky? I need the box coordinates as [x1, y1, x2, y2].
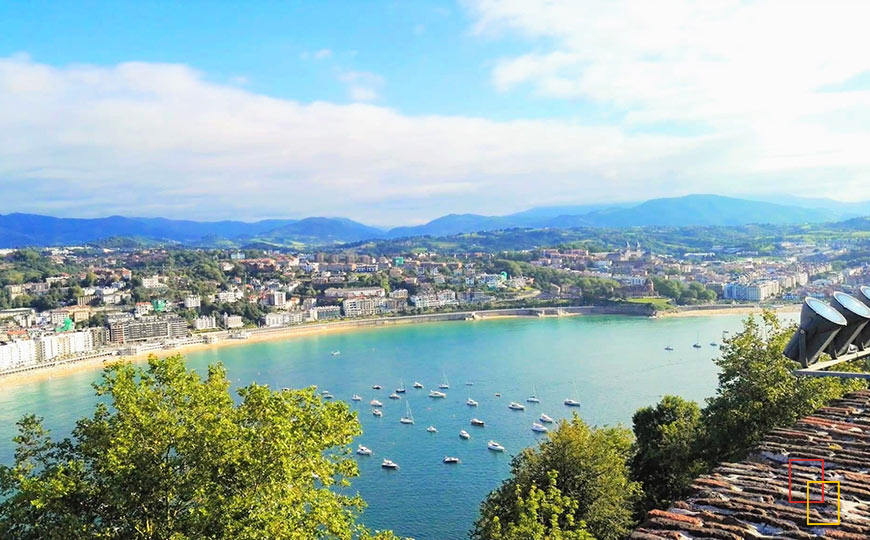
[2, 1, 870, 225]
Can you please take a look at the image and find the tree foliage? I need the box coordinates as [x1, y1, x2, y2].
[630, 395, 706, 513]
[473, 416, 640, 540]
[0, 355, 400, 540]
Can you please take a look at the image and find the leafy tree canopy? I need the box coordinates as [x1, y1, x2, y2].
[0, 355, 401, 540]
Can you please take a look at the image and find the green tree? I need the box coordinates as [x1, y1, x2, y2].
[0, 355, 401, 540]
[630, 395, 706, 513]
[484, 471, 594, 540]
[474, 416, 640, 540]
[702, 311, 866, 462]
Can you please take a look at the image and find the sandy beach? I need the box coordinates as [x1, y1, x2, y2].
[657, 304, 801, 318]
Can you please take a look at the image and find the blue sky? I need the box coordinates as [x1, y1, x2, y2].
[1, 1, 870, 225]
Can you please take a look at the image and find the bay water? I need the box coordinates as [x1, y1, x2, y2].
[0, 314, 784, 538]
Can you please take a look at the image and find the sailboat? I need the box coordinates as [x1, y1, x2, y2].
[693, 331, 702, 349]
[400, 402, 414, 424]
[438, 371, 450, 389]
[526, 384, 540, 403]
[396, 379, 406, 393]
[564, 380, 581, 407]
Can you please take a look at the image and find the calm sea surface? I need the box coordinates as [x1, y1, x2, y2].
[0, 314, 793, 539]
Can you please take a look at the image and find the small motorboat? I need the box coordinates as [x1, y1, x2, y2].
[413, 381, 424, 389]
[539, 413, 554, 423]
[370, 399, 383, 407]
[465, 381, 473, 386]
[351, 394, 362, 401]
[320, 390, 330, 395]
[470, 418, 485, 427]
[381, 459, 399, 470]
[664, 346, 674, 351]
[487, 440, 505, 452]
[331, 351, 341, 356]
[693, 343, 702, 349]
[508, 402, 526, 411]
[531, 422, 549, 433]
[443, 456, 461, 464]
[372, 409, 383, 417]
[356, 445, 373, 455]
[564, 399, 581, 407]
[494, 392, 501, 397]
[428, 390, 446, 398]
[466, 398, 478, 407]
[322, 393, 334, 400]
[389, 393, 401, 400]
[372, 384, 382, 390]
[710, 342, 718, 347]
[459, 430, 471, 439]
[427, 426, 437, 433]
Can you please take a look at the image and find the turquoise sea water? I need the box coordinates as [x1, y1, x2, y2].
[0, 314, 788, 539]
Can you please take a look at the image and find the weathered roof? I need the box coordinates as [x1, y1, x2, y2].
[632, 389, 870, 539]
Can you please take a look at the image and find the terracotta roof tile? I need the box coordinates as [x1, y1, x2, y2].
[632, 390, 870, 539]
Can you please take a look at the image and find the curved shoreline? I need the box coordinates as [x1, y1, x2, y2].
[0, 303, 797, 388]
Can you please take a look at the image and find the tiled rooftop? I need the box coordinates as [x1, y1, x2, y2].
[632, 390, 870, 539]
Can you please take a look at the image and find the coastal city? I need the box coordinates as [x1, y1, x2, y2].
[5, 3, 870, 539]
[0, 238, 863, 375]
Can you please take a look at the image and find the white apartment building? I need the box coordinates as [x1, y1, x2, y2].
[221, 313, 244, 329]
[263, 311, 304, 327]
[35, 331, 94, 363]
[0, 339, 37, 371]
[193, 315, 217, 331]
[342, 298, 376, 317]
[142, 275, 161, 289]
[217, 290, 243, 303]
[184, 295, 201, 309]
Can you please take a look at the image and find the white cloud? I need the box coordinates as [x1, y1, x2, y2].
[338, 69, 384, 102]
[300, 48, 333, 60]
[0, 48, 869, 225]
[468, 0, 870, 194]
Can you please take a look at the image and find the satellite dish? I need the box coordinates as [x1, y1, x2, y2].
[828, 292, 870, 358]
[784, 297, 846, 368]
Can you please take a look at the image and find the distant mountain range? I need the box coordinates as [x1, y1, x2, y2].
[1, 194, 867, 248]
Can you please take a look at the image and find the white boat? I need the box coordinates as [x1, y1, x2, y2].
[443, 456, 460, 464]
[351, 394, 362, 401]
[710, 342, 718, 347]
[389, 393, 401, 400]
[531, 422, 549, 433]
[323, 393, 334, 399]
[664, 346, 674, 351]
[526, 385, 540, 403]
[564, 380, 581, 408]
[428, 390, 446, 398]
[320, 390, 330, 395]
[693, 332, 702, 348]
[470, 418, 485, 427]
[438, 371, 450, 389]
[381, 459, 399, 469]
[427, 425, 437, 433]
[372, 384, 382, 390]
[413, 381, 423, 389]
[494, 392, 501, 397]
[331, 351, 340, 356]
[400, 402, 414, 424]
[466, 398, 478, 407]
[508, 402, 526, 410]
[539, 413, 554, 423]
[487, 440, 505, 452]
[396, 379, 406, 393]
[356, 445, 373, 455]
[372, 409, 382, 417]
[465, 381, 473, 386]
[370, 399, 383, 407]
[459, 430, 470, 439]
